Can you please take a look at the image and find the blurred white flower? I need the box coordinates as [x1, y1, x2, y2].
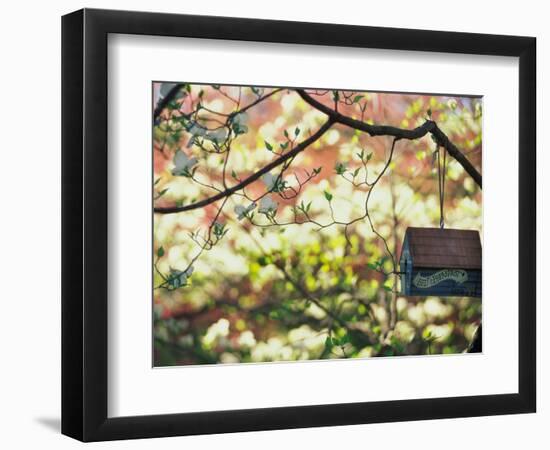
[447, 98, 458, 110]
[220, 353, 240, 364]
[203, 318, 230, 347]
[172, 150, 198, 177]
[234, 202, 256, 220]
[237, 330, 256, 348]
[258, 196, 278, 215]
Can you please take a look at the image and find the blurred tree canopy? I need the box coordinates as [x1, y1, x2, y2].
[152, 83, 482, 366]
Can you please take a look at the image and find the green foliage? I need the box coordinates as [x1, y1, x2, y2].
[334, 162, 347, 175]
[212, 222, 228, 239]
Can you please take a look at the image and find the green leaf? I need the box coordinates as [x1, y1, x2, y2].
[313, 167, 322, 175]
[334, 162, 347, 175]
[353, 95, 364, 103]
[324, 191, 333, 202]
[231, 170, 237, 179]
[422, 329, 434, 340]
[257, 256, 271, 266]
[154, 177, 161, 186]
[353, 168, 360, 178]
[157, 188, 168, 198]
[390, 336, 405, 353]
[427, 108, 432, 118]
[324, 336, 333, 351]
[157, 246, 165, 258]
[264, 141, 273, 151]
[284, 129, 289, 138]
[213, 222, 227, 238]
[294, 127, 300, 136]
[367, 263, 378, 270]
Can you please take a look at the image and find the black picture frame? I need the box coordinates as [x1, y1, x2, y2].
[62, 8, 536, 442]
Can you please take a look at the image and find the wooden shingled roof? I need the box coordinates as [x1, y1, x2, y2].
[401, 227, 482, 270]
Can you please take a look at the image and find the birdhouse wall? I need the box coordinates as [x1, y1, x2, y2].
[401, 267, 482, 297]
[398, 228, 482, 298]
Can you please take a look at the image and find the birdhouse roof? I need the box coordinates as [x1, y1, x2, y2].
[401, 227, 482, 270]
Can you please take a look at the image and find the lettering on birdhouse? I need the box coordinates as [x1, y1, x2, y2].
[399, 227, 482, 297]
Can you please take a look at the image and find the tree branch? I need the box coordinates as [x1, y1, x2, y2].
[294, 90, 483, 353]
[153, 83, 185, 120]
[296, 89, 482, 188]
[154, 119, 335, 214]
[233, 88, 283, 116]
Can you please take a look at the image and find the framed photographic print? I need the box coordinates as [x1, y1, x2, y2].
[62, 8, 536, 441]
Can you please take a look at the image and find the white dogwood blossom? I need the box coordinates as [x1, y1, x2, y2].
[232, 112, 247, 126]
[258, 196, 278, 215]
[234, 202, 257, 220]
[207, 128, 227, 143]
[169, 265, 194, 288]
[186, 123, 227, 147]
[188, 123, 207, 137]
[172, 150, 198, 177]
[261, 173, 278, 191]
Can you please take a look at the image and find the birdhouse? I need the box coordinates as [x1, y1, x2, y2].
[399, 227, 482, 297]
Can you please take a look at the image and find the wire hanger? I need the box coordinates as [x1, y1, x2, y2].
[436, 144, 447, 229]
